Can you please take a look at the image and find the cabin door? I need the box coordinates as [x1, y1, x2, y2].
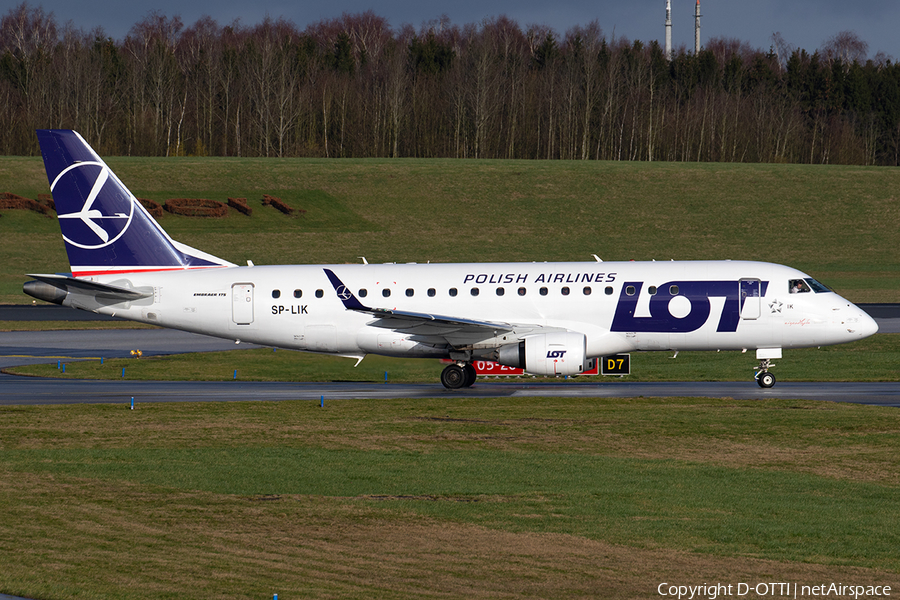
[232, 283, 255, 325]
[740, 279, 761, 320]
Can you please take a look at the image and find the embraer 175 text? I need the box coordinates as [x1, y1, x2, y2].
[25, 130, 879, 389]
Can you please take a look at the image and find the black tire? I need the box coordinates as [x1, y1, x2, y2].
[441, 364, 466, 389]
[757, 371, 776, 388]
[463, 363, 477, 387]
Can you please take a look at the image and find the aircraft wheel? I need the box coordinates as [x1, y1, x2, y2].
[441, 364, 467, 389]
[463, 363, 477, 387]
[757, 371, 776, 388]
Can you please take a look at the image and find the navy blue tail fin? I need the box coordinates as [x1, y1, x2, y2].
[36, 130, 234, 277]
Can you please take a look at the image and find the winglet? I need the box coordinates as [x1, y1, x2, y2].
[323, 268, 368, 311]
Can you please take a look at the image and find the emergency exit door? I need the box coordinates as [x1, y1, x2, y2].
[232, 283, 254, 324]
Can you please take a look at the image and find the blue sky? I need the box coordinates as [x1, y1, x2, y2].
[23, 0, 900, 59]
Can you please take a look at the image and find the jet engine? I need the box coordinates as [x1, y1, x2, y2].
[495, 332, 587, 376]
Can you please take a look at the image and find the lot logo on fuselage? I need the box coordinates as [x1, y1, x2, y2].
[336, 285, 352, 301]
[611, 280, 768, 333]
[51, 161, 134, 249]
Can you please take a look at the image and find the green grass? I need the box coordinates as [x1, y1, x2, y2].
[9, 334, 898, 383]
[9, 447, 900, 562]
[1, 397, 899, 599]
[2, 157, 899, 303]
[2, 155, 899, 598]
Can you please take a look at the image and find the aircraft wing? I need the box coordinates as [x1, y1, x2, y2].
[323, 268, 516, 338]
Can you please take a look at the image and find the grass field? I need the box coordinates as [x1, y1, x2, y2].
[2, 156, 898, 599]
[1, 156, 899, 303]
[1, 396, 900, 599]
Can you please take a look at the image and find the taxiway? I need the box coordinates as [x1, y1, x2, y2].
[1, 305, 897, 407]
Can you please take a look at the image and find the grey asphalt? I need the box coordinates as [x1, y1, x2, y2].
[0, 328, 262, 368]
[1, 375, 899, 406]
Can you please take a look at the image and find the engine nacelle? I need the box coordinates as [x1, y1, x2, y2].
[496, 332, 587, 376]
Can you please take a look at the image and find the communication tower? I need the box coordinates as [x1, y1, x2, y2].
[694, 0, 702, 53]
[665, 0, 673, 60]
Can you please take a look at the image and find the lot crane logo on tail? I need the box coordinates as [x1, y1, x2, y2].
[53, 161, 134, 249]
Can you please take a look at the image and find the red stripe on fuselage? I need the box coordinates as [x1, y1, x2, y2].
[71, 265, 229, 277]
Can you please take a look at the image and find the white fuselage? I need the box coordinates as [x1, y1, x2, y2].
[73, 260, 877, 361]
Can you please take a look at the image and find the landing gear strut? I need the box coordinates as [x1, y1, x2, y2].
[755, 359, 776, 388]
[441, 362, 477, 389]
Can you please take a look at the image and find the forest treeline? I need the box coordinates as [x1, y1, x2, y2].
[2, 3, 900, 164]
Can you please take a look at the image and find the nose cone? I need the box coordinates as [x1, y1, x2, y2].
[826, 301, 879, 345]
[840, 302, 879, 340]
[855, 310, 879, 339]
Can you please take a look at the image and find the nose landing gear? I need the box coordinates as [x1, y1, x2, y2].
[441, 362, 477, 389]
[754, 358, 776, 388]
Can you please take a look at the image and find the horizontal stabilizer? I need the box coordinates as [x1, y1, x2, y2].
[24, 273, 152, 305]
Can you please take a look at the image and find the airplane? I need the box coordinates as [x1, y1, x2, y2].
[24, 129, 879, 389]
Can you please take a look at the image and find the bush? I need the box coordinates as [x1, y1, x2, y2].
[138, 198, 163, 217]
[0, 192, 52, 215]
[37, 193, 55, 212]
[262, 194, 304, 216]
[163, 198, 227, 218]
[228, 197, 252, 216]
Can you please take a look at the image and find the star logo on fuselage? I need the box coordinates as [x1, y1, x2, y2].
[769, 300, 783, 313]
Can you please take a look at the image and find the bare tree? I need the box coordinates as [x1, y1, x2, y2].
[822, 31, 868, 68]
[124, 12, 184, 155]
[0, 3, 58, 148]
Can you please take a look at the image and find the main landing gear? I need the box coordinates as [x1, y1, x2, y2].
[754, 358, 776, 388]
[441, 362, 477, 389]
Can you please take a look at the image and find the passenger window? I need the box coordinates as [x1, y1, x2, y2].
[406, 288, 414, 297]
[383, 289, 391, 297]
[315, 289, 323, 298]
[272, 290, 281, 299]
[496, 287, 505, 296]
[518, 287, 527, 296]
[626, 286, 636, 296]
[790, 279, 811, 294]
[293, 289, 302, 298]
[539, 287, 548, 296]
[358, 289, 368, 298]
[561, 287, 570, 296]
[449, 288, 458, 297]
[471, 288, 480, 296]
[605, 286, 613, 295]
[669, 285, 679, 295]
[583, 286, 591, 296]
[427, 288, 436, 297]
[648, 286, 657, 295]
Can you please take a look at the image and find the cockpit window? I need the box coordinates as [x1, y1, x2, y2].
[789, 279, 810, 294]
[789, 278, 832, 294]
[804, 278, 832, 293]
